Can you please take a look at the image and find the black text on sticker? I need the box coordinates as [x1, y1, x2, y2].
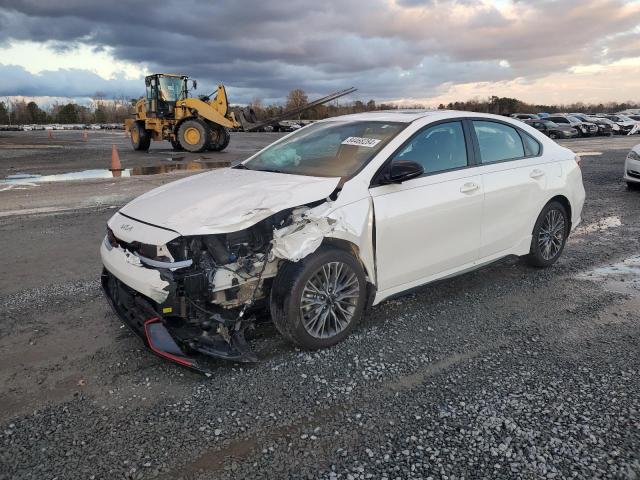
[341, 136, 382, 148]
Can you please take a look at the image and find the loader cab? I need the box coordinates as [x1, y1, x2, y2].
[145, 74, 188, 118]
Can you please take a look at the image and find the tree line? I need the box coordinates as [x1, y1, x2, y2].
[0, 96, 133, 125]
[1, 90, 638, 126]
[435, 96, 640, 115]
[249, 91, 640, 121]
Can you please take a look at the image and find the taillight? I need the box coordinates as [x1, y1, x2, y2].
[575, 155, 582, 168]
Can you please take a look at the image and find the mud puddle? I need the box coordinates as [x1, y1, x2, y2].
[1, 160, 230, 185]
[577, 255, 640, 295]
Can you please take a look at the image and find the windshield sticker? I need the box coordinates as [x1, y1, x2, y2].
[341, 136, 382, 148]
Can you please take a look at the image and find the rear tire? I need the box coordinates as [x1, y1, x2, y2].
[627, 181, 640, 191]
[208, 124, 230, 151]
[526, 201, 569, 268]
[270, 246, 367, 349]
[130, 122, 151, 151]
[177, 119, 210, 153]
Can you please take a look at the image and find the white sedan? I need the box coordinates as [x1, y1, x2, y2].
[100, 110, 585, 369]
[625, 144, 640, 189]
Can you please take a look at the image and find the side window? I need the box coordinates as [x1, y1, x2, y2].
[521, 131, 541, 156]
[472, 121, 525, 163]
[552, 117, 568, 124]
[393, 121, 468, 174]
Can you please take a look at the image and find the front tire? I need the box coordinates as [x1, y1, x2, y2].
[130, 122, 151, 151]
[526, 201, 569, 268]
[177, 119, 210, 153]
[627, 181, 640, 191]
[270, 247, 367, 349]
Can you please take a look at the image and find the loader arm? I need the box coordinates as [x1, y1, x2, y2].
[176, 84, 241, 129]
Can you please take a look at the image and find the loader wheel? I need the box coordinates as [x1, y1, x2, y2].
[169, 138, 183, 151]
[208, 124, 230, 152]
[178, 119, 210, 153]
[130, 122, 151, 151]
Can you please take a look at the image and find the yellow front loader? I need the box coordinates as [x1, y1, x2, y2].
[124, 74, 357, 153]
[124, 74, 240, 153]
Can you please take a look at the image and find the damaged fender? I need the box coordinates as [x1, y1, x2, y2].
[271, 197, 377, 285]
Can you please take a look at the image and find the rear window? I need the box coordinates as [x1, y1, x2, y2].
[521, 131, 541, 156]
[472, 121, 525, 163]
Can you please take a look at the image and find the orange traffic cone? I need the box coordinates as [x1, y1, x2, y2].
[48, 130, 53, 139]
[110, 144, 123, 173]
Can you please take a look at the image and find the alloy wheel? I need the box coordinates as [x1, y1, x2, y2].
[538, 208, 565, 260]
[299, 262, 360, 339]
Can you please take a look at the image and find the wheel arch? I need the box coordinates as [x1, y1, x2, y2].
[320, 237, 377, 304]
[546, 194, 572, 230]
[528, 194, 573, 240]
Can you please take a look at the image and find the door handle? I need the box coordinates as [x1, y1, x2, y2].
[460, 182, 479, 193]
[530, 169, 545, 179]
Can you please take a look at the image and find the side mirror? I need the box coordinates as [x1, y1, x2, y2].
[386, 160, 424, 183]
[191, 79, 197, 90]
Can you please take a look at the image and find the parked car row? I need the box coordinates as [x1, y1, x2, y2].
[0, 123, 125, 131]
[511, 112, 640, 138]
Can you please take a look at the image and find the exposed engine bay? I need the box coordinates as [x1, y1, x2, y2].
[102, 203, 336, 366]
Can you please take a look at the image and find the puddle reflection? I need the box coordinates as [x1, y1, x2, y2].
[1, 161, 230, 185]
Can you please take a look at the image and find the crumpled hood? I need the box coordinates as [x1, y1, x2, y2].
[119, 168, 340, 235]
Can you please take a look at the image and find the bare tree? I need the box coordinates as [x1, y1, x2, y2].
[285, 89, 308, 119]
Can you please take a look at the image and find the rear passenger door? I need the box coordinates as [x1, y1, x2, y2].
[470, 120, 549, 259]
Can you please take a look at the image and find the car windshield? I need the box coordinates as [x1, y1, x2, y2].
[618, 114, 633, 122]
[158, 76, 185, 102]
[543, 121, 559, 127]
[243, 120, 406, 178]
[566, 116, 581, 124]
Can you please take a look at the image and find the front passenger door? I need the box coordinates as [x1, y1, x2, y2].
[370, 121, 483, 293]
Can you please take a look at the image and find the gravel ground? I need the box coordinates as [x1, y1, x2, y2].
[0, 135, 639, 479]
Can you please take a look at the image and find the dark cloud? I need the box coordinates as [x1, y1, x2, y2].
[0, 0, 639, 103]
[0, 64, 140, 98]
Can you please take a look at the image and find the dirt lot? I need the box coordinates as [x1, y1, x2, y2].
[0, 133, 639, 479]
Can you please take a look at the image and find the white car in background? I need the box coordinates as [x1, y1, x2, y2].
[101, 110, 585, 370]
[625, 144, 640, 190]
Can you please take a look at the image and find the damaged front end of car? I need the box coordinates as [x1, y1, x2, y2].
[101, 202, 343, 371]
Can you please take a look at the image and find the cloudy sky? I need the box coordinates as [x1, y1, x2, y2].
[0, 0, 639, 106]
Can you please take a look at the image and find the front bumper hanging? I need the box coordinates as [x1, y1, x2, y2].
[101, 269, 257, 372]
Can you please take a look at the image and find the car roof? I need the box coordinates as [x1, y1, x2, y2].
[319, 110, 522, 124]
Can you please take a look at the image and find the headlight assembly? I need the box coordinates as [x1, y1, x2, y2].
[627, 150, 640, 161]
